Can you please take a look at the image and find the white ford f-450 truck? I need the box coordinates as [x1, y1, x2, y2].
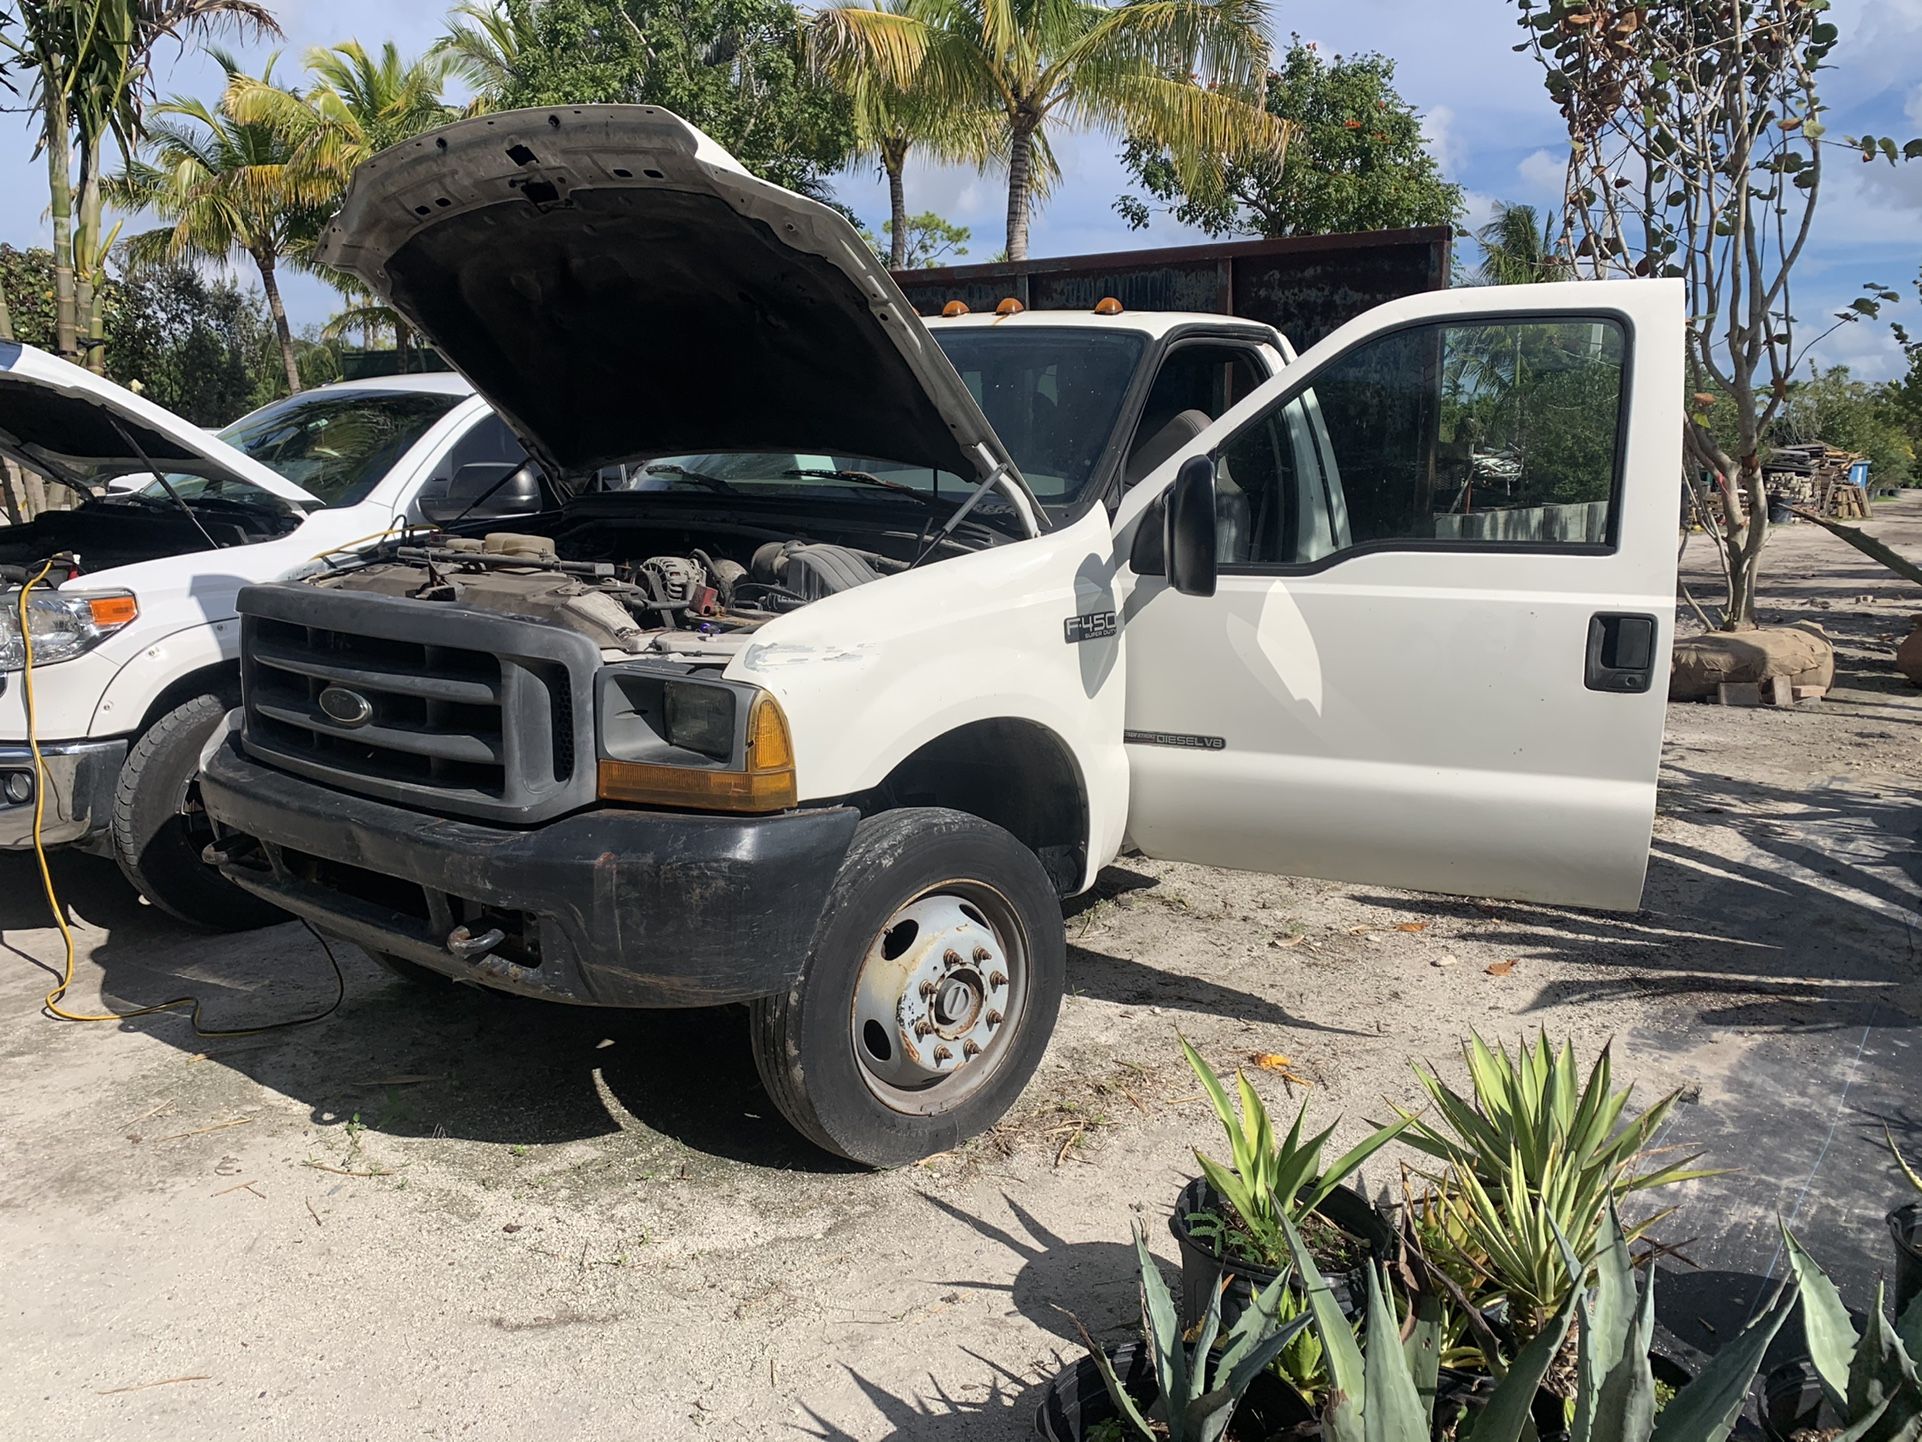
[198, 106, 1681, 1166]
[0, 351, 557, 927]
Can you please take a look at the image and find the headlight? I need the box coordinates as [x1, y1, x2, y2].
[595, 672, 797, 813]
[0, 590, 138, 671]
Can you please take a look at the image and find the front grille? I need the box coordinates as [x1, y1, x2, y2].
[237, 584, 600, 824]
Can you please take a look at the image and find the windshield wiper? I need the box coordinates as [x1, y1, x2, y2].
[643, 463, 742, 495]
[781, 467, 945, 509]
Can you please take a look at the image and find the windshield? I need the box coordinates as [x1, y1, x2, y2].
[593, 449, 1017, 523]
[929, 327, 1146, 507]
[143, 389, 462, 510]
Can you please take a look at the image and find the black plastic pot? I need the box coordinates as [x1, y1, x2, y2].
[1757, 1357, 1829, 1442]
[1034, 1341, 1317, 1442]
[1170, 1176, 1394, 1331]
[1438, 1352, 1694, 1442]
[1890, 1203, 1922, 1320]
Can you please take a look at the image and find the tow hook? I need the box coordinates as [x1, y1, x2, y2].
[446, 924, 505, 960]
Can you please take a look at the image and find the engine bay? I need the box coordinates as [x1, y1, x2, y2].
[315, 517, 925, 658]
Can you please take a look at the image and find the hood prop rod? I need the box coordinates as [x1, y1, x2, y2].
[108, 416, 225, 551]
[908, 456, 1022, 570]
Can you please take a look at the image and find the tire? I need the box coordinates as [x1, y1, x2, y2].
[750, 807, 1066, 1167]
[111, 692, 286, 932]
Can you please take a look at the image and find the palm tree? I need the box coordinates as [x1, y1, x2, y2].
[1475, 202, 1568, 286]
[225, 40, 462, 203]
[812, 1, 1003, 270]
[435, 0, 537, 102]
[2, 0, 279, 370]
[814, 0, 1287, 262]
[107, 51, 327, 394]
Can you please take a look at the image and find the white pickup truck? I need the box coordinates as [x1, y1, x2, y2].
[198, 106, 1680, 1166]
[0, 348, 551, 925]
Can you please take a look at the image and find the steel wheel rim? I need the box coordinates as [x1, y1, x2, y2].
[848, 880, 1030, 1115]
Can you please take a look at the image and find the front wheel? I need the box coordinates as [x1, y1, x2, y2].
[750, 808, 1066, 1167]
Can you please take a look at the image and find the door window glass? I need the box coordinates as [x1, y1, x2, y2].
[1216, 317, 1626, 567]
[1124, 343, 1267, 487]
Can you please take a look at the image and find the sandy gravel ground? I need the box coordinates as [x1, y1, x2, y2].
[1, 499, 1917, 1441]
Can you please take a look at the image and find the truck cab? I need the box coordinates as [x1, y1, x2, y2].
[198, 106, 1681, 1166]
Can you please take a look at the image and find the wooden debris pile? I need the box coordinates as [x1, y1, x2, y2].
[1766, 443, 1873, 519]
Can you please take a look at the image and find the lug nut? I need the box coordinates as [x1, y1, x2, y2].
[973, 946, 991, 963]
[932, 1044, 953, 1063]
[943, 949, 961, 967]
[989, 971, 1007, 990]
[919, 979, 938, 999]
[913, 1019, 934, 1039]
[962, 1039, 981, 1059]
[986, 1009, 1003, 1028]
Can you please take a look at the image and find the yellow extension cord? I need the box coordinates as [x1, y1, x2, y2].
[21, 559, 345, 1034]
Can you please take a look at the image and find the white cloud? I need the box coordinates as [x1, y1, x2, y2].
[1907, 84, 1922, 129]
[1459, 189, 1502, 236]
[1517, 148, 1565, 196]
[1422, 104, 1464, 176]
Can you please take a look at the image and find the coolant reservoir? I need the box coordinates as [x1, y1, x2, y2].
[482, 532, 558, 559]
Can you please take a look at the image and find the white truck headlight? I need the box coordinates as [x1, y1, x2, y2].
[0, 590, 139, 671]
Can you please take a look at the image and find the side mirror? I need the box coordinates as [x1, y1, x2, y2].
[1164, 455, 1218, 598]
[420, 461, 543, 526]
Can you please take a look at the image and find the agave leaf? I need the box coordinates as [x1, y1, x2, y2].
[1134, 1223, 1191, 1432]
[1304, 1114, 1414, 1215]
[1272, 1121, 1340, 1219]
[1649, 1282, 1796, 1442]
[1848, 1282, 1918, 1424]
[1086, 1339, 1160, 1441]
[1588, 1258, 1658, 1442]
[1470, 1278, 1581, 1442]
[1182, 1035, 1242, 1158]
[1238, 1070, 1273, 1175]
[1283, 1214, 1365, 1405]
[1574, 1207, 1640, 1442]
[1403, 1285, 1445, 1424]
[1200, 1270, 1315, 1442]
[1196, 1152, 1260, 1240]
[1886, 1126, 1922, 1195]
[1358, 1266, 1428, 1442]
[1786, 1225, 1861, 1409]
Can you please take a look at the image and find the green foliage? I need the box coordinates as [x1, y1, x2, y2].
[1083, 1220, 1312, 1442]
[0, 246, 59, 349]
[862, 211, 970, 269]
[1179, 1035, 1409, 1272]
[475, 0, 854, 196]
[1783, 1228, 1922, 1438]
[1290, 1207, 1795, 1442]
[1115, 38, 1462, 239]
[1395, 1033, 1713, 1346]
[107, 261, 281, 423]
[1774, 366, 1915, 490]
[1475, 202, 1568, 286]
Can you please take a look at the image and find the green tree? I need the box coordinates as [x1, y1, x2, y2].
[862, 210, 970, 268]
[1475, 202, 1566, 286]
[1774, 365, 1914, 490]
[0, 246, 59, 348]
[814, 0, 1286, 261]
[108, 51, 328, 394]
[1116, 38, 1459, 239]
[435, 0, 538, 99]
[464, 0, 854, 198]
[107, 261, 280, 423]
[0, 0, 278, 371]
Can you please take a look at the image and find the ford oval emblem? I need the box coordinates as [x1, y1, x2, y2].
[318, 686, 374, 728]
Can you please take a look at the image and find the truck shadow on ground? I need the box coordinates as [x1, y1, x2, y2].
[796, 1360, 1047, 1442]
[0, 855, 1334, 1168]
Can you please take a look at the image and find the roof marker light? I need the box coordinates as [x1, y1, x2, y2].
[1093, 296, 1124, 316]
[995, 297, 1025, 316]
[940, 299, 970, 317]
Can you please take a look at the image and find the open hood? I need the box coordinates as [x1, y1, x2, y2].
[317, 106, 1029, 503]
[0, 342, 322, 509]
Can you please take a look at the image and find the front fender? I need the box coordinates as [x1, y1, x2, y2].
[88, 617, 238, 736]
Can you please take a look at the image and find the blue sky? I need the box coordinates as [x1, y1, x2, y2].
[5, 0, 1920, 379]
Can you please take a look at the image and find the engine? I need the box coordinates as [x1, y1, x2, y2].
[313, 531, 898, 654]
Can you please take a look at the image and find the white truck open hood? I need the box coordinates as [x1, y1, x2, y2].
[316, 106, 1029, 501]
[0, 342, 320, 510]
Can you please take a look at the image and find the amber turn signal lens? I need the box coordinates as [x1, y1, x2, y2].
[86, 595, 138, 626]
[597, 692, 798, 813]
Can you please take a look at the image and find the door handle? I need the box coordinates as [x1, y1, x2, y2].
[1585, 613, 1658, 693]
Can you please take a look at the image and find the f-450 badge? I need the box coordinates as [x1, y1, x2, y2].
[1064, 610, 1117, 644]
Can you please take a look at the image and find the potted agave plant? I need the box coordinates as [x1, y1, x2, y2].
[1171, 1036, 1410, 1330]
[1036, 1220, 1318, 1442]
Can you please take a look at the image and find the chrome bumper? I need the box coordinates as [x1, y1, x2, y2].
[0, 738, 127, 848]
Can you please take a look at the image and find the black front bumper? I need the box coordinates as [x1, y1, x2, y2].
[200, 741, 859, 1007]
